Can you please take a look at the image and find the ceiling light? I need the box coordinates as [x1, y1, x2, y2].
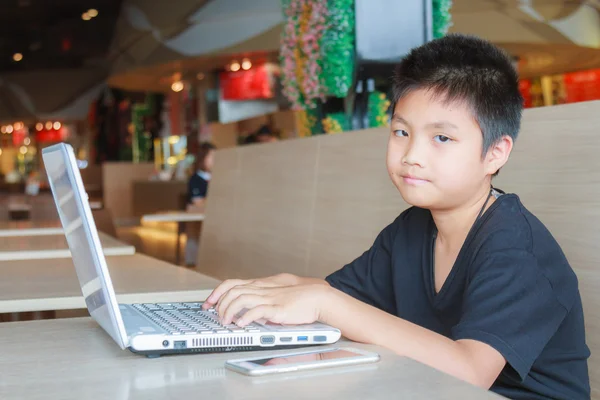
[35, 123, 43, 131]
[19, 146, 27, 155]
[230, 61, 241, 72]
[82, 13, 91, 21]
[13, 122, 23, 130]
[13, 53, 23, 62]
[88, 9, 98, 17]
[53, 121, 61, 130]
[45, 121, 52, 130]
[6, 125, 13, 134]
[0, 148, 3, 156]
[24, 137, 31, 145]
[1, 126, 6, 134]
[171, 81, 184, 92]
[242, 59, 252, 70]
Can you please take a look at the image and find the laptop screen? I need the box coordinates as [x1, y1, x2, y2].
[42, 143, 128, 349]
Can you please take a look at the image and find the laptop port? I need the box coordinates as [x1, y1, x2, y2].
[313, 335, 327, 342]
[174, 340, 187, 349]
[260, 335, 275, 344]
[279, 337, 293, 343]
[297, 336, 308, 342]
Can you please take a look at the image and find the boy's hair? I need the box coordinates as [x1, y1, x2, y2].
[195, 142, 216, 171]
[392, 34, 523, 157]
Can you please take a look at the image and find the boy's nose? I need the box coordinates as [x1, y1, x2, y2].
[402, 143, 425, 168]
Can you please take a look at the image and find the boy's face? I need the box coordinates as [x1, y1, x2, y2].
[387, 89, 501, 211]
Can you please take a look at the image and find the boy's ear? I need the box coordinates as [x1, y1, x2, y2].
[485, 135, 513, 176]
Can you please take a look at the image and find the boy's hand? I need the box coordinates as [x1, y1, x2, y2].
[216, 284, 330, 327]
[201, 273, 302, 310]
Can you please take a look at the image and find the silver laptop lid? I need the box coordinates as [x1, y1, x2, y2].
[42, 143, 128, 349]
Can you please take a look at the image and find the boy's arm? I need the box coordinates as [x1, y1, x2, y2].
[217, 283, 505, 389]
[218, 249, 568, 390]
[319, 286, 506, 389]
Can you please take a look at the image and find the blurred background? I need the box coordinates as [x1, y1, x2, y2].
[1, 0, 600, 262]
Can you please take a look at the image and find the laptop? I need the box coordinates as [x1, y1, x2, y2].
[42, 143, 341, 357]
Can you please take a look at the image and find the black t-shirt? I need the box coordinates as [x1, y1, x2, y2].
[326, 194, 590, 399]
[187, 173, 209, 204]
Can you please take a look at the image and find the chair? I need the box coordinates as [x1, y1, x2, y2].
[92, 208, 117, 238]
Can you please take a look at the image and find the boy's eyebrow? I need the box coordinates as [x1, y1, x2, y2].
[392, 114, 458, 131]
[391, 114, 411, 127]
[426, 121, 459, 131]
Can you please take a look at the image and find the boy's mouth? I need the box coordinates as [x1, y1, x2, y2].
[401, 175, 430, 185]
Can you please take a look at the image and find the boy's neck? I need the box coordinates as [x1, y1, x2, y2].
[430, 185, 495, 251]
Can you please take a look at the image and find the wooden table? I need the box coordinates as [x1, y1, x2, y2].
[0, 317, 502, 400]
[7, 203, 31, 220]
[89, 200, 103, 210]
[141, 212, 205, 265]
[0, 221, 63, 237]
[0, 253, 220, 313]
[7, 203, 31, 212]
[141, 212, 205, 223]
[0, 232, 135, 261]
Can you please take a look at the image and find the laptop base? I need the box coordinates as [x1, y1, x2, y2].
[131, 344, 325, 358]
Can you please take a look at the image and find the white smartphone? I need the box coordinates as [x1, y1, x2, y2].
[225, 347, 380, 376]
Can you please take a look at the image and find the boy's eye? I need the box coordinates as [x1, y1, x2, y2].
[434, 135, 451, 143]
[393, 130, 408, 137]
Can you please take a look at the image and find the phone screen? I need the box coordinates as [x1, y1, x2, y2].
[248, 349, 360, 366]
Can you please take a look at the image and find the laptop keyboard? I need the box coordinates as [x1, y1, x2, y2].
[132, 302, 262, 336]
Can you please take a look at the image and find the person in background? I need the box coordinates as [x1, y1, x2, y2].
[255, 125, 279, 143]
[25, 170, 41, 196]
[184, 142, 216, 266]
[187, 142, 216, 209]
[243, 124, 279, 145]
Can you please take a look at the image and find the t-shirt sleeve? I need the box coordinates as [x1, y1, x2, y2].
[451, 248, 572, 381]
[188, 176, 208, 201]
[325, 219, 398, 314]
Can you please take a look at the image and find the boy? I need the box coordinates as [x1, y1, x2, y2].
[202, 35, 590, 399]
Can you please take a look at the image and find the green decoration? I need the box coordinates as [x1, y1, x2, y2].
[322, 0, 355, 98]
[368, 91, 391, 128]
[297, 112, 310, 138]
[280, 0, 328, 110]
[280, 0, 451, 134]
[296, 107, 324, 137]
[307, 107, 324, 135]
[131, 100, 152, 163]
[432, 0, 453, 39]
[323, 112, 350, 134]
[280, 0, 356, 114]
